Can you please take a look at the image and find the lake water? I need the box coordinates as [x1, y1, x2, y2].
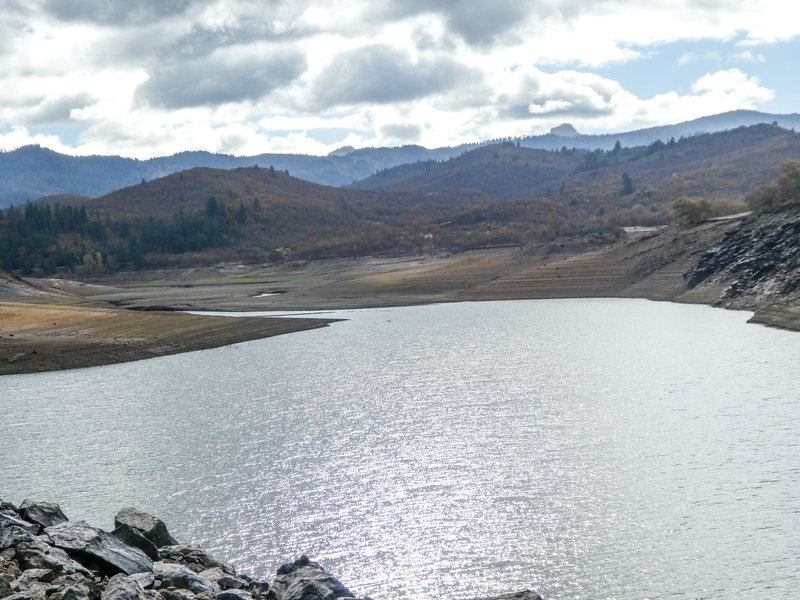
[2, 298, 799, 599]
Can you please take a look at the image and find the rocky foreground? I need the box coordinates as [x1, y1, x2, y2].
[0, 500, 542, 600]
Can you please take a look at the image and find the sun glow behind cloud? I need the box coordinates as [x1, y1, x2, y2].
[0, 0, 797, 157]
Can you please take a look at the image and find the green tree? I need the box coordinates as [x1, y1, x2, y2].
[621, 171, 634, 196]
[206, 197, 218, 218]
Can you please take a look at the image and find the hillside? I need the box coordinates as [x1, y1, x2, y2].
[353, 124, 800, 214]
[0, 166, 430, 273]
[0, 144, 475, 208]
[6, 125, 800, 276]
[73, 166, 378, 221]
[0, 159, 632, 276]
[351, 144, 582, 197]
[1, 111, 798, 208]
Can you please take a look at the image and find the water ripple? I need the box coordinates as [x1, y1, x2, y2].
[2, 299, 799, 599]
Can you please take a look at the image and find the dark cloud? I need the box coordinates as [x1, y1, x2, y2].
[168, 3, 299, 59]
[372, 0, 539, 45]
[380, 122, 422, 141]
[39, 0, 196, 25]
[136, 49, 306, 109]
[25, 93, 96, 125]
[310, 45, 472, 109]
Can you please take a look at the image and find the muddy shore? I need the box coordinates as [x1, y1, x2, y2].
[2, 216, 799, 376]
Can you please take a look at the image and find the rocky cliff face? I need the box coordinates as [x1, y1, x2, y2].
[0, 500, 543, 600]
[684, 211, 800, 317]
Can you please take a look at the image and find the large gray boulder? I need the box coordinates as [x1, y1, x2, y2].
[114, 509, 176, 549]
[198, 568, 244, 590]
[157, 546, 234, 576]
[0, 513, 40, 536]
[45, 521, 153, 576]
[0, 522, 36, 549]
[0, 524, 88, 577]
[49, 584, 90, 600]
[265, 557, 353, 600]
[157, 590, 194, 600]
[216, 591, 253, 600]
[111, 525, 159, 561]
[15, 539, 91, 578]
[19, 501, 69, 530]
[0, 577, 13, 599]
[127, 573, 155, 591]
[102, 575, 147, 600]
[153, 562, 219, 595]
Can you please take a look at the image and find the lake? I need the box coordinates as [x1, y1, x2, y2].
[2, 298, 799, 599]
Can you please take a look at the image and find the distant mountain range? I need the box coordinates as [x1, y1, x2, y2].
[1, 110, 799, 208]
[518, 109, 800, 151]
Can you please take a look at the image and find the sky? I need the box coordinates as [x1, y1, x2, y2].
[1, 0, 799, 158]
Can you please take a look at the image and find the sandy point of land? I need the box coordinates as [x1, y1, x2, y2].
[0, 300, 333, 376]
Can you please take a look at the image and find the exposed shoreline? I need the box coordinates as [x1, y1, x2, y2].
[0, 300, 335, 376]
[2, 215, 799, 376]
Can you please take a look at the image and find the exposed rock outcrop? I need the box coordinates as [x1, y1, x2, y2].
[685, 211, 800, 310]
[0, 499, 543, 600]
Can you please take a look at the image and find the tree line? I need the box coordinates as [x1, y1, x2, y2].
[0, 198, 243, 274]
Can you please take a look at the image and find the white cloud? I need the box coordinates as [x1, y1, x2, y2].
[0, 126, 75, 154]
[731, 50, 766, 63]
[691, 68, 772, 99]
[0, 1, 793, 157]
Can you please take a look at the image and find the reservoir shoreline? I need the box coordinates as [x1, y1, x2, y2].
[2, 213, 800, 375]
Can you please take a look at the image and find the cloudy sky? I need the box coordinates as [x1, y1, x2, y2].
[1, 0, 799, 158]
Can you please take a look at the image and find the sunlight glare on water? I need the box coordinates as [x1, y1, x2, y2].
[2, 299, 799, 599]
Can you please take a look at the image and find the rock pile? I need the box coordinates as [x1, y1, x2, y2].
[1, 500, 542, 600]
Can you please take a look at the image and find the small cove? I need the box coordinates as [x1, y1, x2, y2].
[2, 298, 799, 599]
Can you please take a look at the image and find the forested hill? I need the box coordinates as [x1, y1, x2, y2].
[4, 125, 800, 277]
[352, 124, 800, 208]
[0, 166, 426, 274]
[2, 110, 799, 208]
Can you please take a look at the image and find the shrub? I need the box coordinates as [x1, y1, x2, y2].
[671, 196, 712, 226]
